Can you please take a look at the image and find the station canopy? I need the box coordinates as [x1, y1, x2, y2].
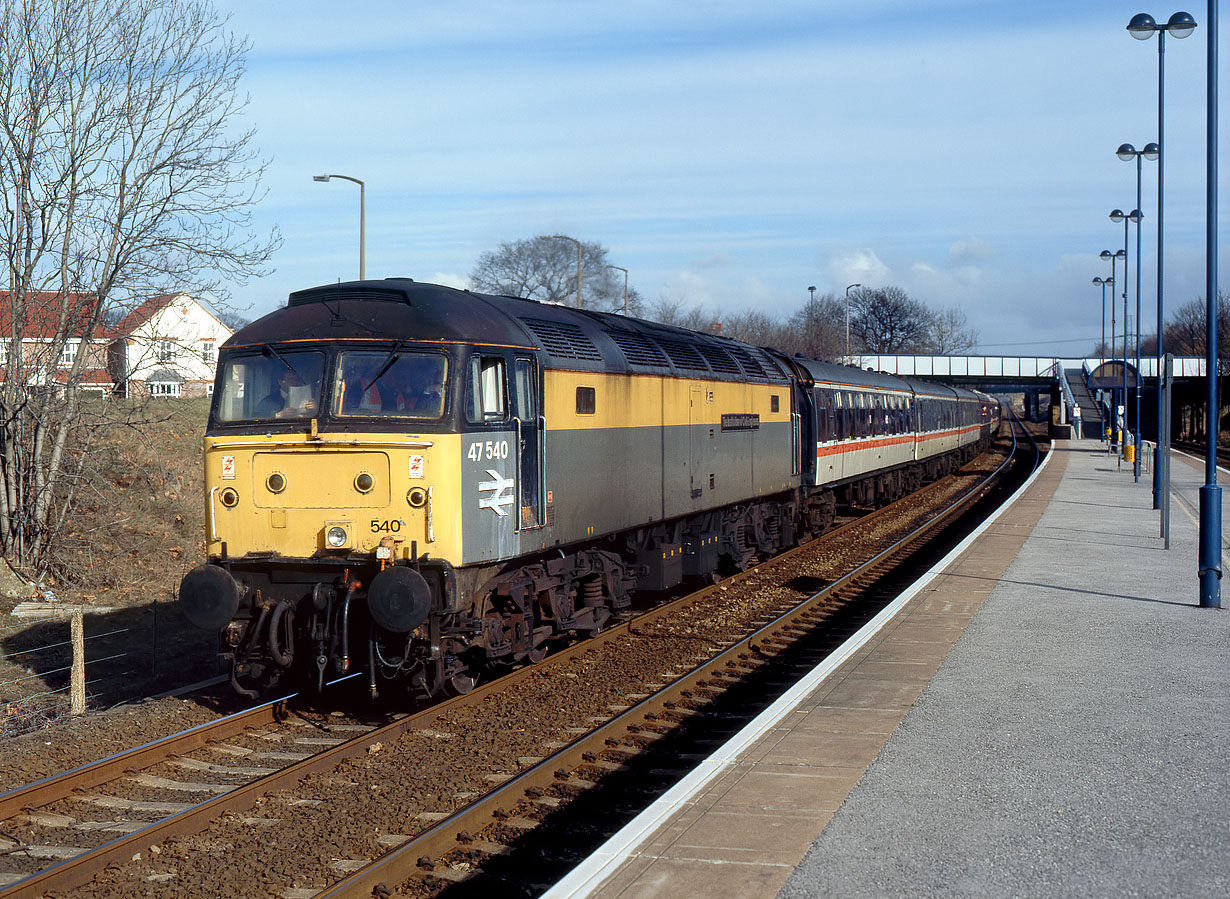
[1088, 361, 1139, 388]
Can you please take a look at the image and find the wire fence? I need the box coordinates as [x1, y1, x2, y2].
[0, 596, 222, 737]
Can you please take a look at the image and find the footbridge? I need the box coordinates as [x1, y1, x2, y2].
[848, 354, 1207, 440]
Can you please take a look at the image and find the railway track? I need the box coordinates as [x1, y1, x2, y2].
[318, 416, 1039, 898]
[0, 420, 1035, 898]
[1171, 438, 1230, 469]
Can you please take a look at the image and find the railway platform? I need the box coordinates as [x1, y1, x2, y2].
[545, 438, 1230, 898]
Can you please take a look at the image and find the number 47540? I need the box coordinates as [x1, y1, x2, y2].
[466, 440, 509, 461]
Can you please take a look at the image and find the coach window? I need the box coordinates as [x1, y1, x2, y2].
[817, 390, 832, 441]
[466, 355, 507, 423]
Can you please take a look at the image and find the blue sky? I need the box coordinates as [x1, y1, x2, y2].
[210, 1, 1228, 355]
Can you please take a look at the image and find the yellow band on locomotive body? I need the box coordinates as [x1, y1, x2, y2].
[202, 432, 463, 563]
[542, 369, 793, 429]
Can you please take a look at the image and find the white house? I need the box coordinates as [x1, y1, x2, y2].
[110, 293, 232, 398]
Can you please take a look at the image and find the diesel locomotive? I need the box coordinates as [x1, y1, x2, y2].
[179, 279, 1000, 698]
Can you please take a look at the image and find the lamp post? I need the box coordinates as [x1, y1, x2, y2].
[1129, 11, 1197, 530]
[602, 264, 629, 315]
[549, 235, 583, 308]
[1101, 249, 1127, 443]
[1094, 275, 1113, 443]
[1197, 0, 1219, 607]
[313, 174, 365, 280]
[845, 283, 861, 358]
[1117, 143, 1159, 483]
[1110, 209, 1142, 463]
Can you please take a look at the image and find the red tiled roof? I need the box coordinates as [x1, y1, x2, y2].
[0, 291, 113, 339]
[113, 294, 177, 336]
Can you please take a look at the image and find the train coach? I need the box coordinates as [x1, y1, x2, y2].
[179, 279, 999, 698]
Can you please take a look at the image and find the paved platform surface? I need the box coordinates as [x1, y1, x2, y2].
[563, 439, 1229, 898]
[782, 441, 1229, 897]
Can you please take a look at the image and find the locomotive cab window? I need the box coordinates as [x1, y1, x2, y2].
[466, 355, 507, 423]
[216, 349, 325, 423]
[770, 395, 780, 413]
[333, 350, 447, 418]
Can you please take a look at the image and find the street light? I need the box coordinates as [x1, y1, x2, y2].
[602, 264, 629, 315]
[548, 235, 583, 308]
[1110, 209, 1141, 462]
[1100, 248, 1127, 448]
[1117, 144, 1159, 483]
[313, 174, 365, 280]
[845, 283, 861, 358]
[1093, 276, 1112, 368]
[1094, 275, 1114, 443]
[1197, 3, 1219, 607]
[1128, 10, 1196, 528]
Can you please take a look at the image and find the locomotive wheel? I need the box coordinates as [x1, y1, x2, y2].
[443, 671, 477, 696]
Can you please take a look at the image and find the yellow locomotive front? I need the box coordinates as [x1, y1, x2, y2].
[204, 346, 458, 564]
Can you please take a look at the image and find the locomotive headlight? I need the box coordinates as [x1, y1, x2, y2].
[266, 472, 286, 493]
[220, 488, 239, 508]
[354, 472, 374, 493]
[326, 525, 348, 548]
[407, 487, 428, 508]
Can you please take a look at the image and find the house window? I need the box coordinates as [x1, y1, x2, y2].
[157, 340, 176, 363]
[59, 342, 77, 367]
[201, 341, 215, 364]
[150, 381, 182, 398]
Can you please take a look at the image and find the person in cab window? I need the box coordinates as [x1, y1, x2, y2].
[392, 359, 443, 416]
[257, 368, 316, 418]
[340, 358, 383, 413]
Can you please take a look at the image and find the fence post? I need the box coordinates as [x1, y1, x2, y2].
[70, 607, 85, 715]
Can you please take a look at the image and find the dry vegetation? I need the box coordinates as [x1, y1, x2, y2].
[1, 398, 220, 732]
[54, 397, 210, 605]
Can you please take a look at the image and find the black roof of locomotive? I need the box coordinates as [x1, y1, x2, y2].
[226, 280, 536, 350]
[225, 279, 792, 384]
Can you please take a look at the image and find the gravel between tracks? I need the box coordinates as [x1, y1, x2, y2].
[4, 440, 1013, 898]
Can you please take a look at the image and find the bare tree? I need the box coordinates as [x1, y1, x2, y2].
[925, 306, 979, 354]
[721, 308, 784, 349]
[1165, 291, 1230, 376]
[470, 236, 642, 315]
[848, 286, 933, 353]
[780, 293, 845, 360]
[0, 0, 277, 575]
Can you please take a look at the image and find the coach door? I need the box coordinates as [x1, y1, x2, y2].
[513, 357, 544, 530]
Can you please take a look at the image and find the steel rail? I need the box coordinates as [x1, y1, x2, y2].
[0, 692, 296, 822]
[316, 425, 1029, 898]
[1, 425, 1020, 899]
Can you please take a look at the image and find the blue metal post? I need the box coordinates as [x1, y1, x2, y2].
[1198, 0, 1220, 608]
[1154, 28, 1167, 511]
[1122, 216, 1130, 460]
[1134, 164, 1143, 483]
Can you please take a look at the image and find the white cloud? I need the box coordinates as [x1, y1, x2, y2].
[824, 249, 892, 291]
[949, 237, 995, 266]
[426, 272, 471, 290]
